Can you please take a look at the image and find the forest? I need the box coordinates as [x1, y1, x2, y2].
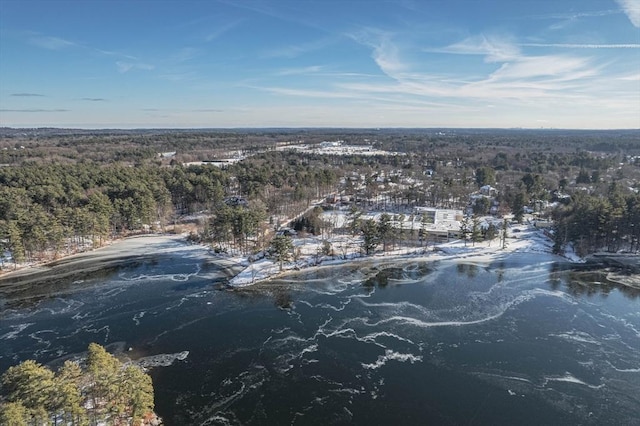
[0, 128, 638, 268]
[0, 343, 155, 426]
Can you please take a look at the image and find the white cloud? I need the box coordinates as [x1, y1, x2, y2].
[116, 61, 155, 73]
[521, 43, 640, 49]
[616, 0, 640, 27]
[29, 35, 77, 50]
[487, 56, 593, 81]
[275, 65, 324, 76]
[435, 34, 520, 62]
[263, 37, 334, 58]
[618, 72, 640, 80]
[347, 29, 407, 77]
[332, 34, 621, 108]
[171, 47, 200, 63]
[205, 20, 244, 42]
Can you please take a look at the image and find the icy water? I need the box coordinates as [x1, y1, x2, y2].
[1, 242, 639, 425]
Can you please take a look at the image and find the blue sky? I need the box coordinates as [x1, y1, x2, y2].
[0, 0, 639, 128]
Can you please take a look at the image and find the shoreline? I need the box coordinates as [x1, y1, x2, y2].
[226, 225, 580, 288]
[0, 233, 201, 287]
[2, 226, 635, 295]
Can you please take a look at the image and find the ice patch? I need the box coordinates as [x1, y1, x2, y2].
[0, 323, 34, 340]
[543, 372, 604, 389]
[361, 349, 423, 370]
[550, 330, 601, 345]
[134, 350, 189, 369]
[132, 311, 146, 326]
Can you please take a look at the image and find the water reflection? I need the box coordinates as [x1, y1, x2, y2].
[550, 264, 640, 300]
[456, 263, 478, 278]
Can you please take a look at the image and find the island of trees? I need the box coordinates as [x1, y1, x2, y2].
[0, 343, 156, 426]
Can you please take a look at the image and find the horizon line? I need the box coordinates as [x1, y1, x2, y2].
[2, 126, 639, 132]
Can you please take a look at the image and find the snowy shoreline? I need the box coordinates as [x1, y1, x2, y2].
[0, 234, 215, 285]
[227, 224, 583, 288]
[1, 227, 636, 296]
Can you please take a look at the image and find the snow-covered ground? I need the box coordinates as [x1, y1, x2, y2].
[0, 219, 584, 290]
[228, 221, 579, 288]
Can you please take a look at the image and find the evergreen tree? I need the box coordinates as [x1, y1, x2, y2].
[501, 219, 509, 249]
[361, 219, 379, 255]
[378, 213, 393, 251]
[270, 234, 293, 271]
[347, 206, 362, 236]
[471, 216, 482, 246]
[0, 343, 156, 426]
[0, 401, 29, 426]
[460, 216, 471, 247]
[0, 360, 56, 418]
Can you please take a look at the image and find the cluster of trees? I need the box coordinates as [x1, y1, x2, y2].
[291, 207, 329, 236]
[0, 129, 638, 265]
[0, 164, 172, 266]
[0, 343, 155, 426]
[204, 202, 268, 254]
[552, 188, 640, 256]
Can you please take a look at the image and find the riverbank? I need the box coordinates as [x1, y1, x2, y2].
[227, 224, 583, 288]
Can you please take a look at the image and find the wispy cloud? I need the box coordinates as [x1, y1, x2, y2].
[276, 65, 324, 76]
[1, 109, 69, 112]
[521, 43, 640, 49]
[94, 48, 138, 61]
[158, 72, 197, 82]
[616, 0, 640, 27]
[618, 72, 640, 81]
[348, 28, 407, 76]
[263, 37, 335, 58]
[29, 35, 77, 50]
[191, 108, 224, 112]
[26, 32, 139, 62]
[170, 47, 200, 63]
[521, 9, 621, 31]
[205, 19, 244, 42]
[526, 9, 620, 20]
[116, 61, 155, 73]
[11, 93, 45, 97]
[318, 33, 613, 106]
[259, 86, 360, 99]
[80, 98, 107, 102]
[431, 34, 520, 62]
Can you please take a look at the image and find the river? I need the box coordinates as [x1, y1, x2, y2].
[1, 240, 638, 425]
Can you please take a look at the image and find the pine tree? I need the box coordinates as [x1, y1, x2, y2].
[460, 216, 471, 247]
[0, 360, 56, 417]
[361, 219, 379, 255]
[0, 401, 29, 426]
[501, 219, 509, 249]
[270, 234, 293, 271]
[471, 216, 482, 246]
[378, 213, 392, 251]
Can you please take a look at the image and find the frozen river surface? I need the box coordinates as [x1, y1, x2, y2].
[1, 240, 639, 425]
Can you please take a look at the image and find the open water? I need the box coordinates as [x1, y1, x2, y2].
[1, 241, 639, 425]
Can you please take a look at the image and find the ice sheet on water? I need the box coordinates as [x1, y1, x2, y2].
[134, 350, 189, 369]
[361, 349, 423, 370]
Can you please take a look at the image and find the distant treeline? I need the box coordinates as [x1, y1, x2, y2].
[1, 129, 639, 263]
